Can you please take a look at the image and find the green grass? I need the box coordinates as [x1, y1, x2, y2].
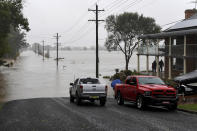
[0, 103, 4, 110]
[178, 104, 197, 112]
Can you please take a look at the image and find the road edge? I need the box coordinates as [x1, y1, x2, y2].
[178, 108, 197, 115]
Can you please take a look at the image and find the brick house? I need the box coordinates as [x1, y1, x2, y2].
[138, 9, 197, 79]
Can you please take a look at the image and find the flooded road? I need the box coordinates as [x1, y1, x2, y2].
[0, 50, 154, 102]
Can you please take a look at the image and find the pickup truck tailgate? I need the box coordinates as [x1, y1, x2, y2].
[82, 84, 106, 94]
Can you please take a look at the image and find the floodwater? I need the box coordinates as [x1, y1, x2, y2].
[0, 50, 154, 102]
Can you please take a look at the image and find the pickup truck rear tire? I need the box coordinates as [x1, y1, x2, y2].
[90, 100, 95, 103]
[100, 99, 106, 106]
[70, 95, 74, 103]
[117, 92, 124, 105]
[76, 93, 81, 105]
[136, 96, 146, 110]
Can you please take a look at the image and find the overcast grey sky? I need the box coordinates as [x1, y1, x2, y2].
[24, 0, 195, 47]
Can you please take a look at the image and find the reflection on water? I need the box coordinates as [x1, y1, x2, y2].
[0, 50, 154, 102]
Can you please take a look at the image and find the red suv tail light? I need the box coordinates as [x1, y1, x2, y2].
[80, 85, 83, 89]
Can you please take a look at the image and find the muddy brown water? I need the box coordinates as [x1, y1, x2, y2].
[0, 50, 153, 102]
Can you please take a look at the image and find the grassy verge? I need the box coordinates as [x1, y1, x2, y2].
[178, 104, 197, 112]
[0, 103, 4, 110]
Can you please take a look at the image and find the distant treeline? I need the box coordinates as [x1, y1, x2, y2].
[30, 44, 108, 51]
[0, 0, 30, 59]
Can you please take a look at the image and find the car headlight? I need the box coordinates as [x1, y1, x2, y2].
[144, 91, 152, 96]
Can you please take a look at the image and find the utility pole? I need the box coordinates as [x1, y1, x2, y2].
[54, 33, 61, 66]
[38, 44, 39, 56]
[88, 4, 104, 78]
[42, 40, 45, 60]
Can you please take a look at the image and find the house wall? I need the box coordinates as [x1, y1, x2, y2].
[156, 9, 197, 79]
[164, 35, 197, 79]
[165, 56, 182, 79]
[164, 38, 169, 79]
[164, 38, 182, 79]
[186, 35, 197, 73]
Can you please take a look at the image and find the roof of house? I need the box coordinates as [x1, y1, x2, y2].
[188, 13, 197, 20]
[139, 28, 197, 39]
[165, 13, 197, 32]
[139, 13, 197, 39]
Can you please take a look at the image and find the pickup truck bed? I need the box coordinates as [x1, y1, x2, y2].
[69, 78, 107, 106]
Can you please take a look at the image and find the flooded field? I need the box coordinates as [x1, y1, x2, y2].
[0, 50, 154, 102]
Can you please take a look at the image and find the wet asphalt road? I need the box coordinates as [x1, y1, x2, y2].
[0, 98, 197, 131]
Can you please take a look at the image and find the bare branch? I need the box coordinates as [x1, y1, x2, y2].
[117, 43, 125, 54]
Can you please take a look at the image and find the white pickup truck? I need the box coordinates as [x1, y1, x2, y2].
[69, 77, 108, 106]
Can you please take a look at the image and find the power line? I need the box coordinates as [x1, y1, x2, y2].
[64, 22, 91, 43]
[100, 0, 141, 19]
[28, 2, 99, 47]
[137, 0, 157, 9]
[64, 26, 105, 46]
[98, 0, 118, 9]
[107, 0, 130, 11]
[100, 0, 128, 17]
[61, 12, 89, 34]
[65, 24, 94, 44]
[60, 1, 98, 35]
[30, 0, 144, 48]
[117, 0, 143, 13]
[104, 0, 124, 11]
[60, 1, 102, 43]
[161, 19, 184, 27]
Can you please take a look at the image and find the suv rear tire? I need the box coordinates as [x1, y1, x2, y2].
[117, 92, 124, 105]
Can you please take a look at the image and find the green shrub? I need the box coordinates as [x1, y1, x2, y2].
[103, 76, 111, 79]
[110, 70, 142, 81]
[163, 79, 178, 88]
[123, 70, 132, 76]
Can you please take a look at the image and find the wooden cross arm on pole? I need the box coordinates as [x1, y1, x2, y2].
[88, 20, 105, 22]
[88, 9, 105, 12]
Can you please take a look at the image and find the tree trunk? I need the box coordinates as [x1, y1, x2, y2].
[125, 61, 129, 71]
[125, 57, 129, 71]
